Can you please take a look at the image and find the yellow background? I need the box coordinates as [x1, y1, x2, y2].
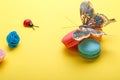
[0, 0, 120, 80]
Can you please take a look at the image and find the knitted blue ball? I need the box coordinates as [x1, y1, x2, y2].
[6, 31, 20, 48]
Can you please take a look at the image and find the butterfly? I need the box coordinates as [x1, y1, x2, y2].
[73, 0, 116, 41]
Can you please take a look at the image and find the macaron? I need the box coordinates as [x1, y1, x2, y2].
[78, 38, 101, 58]
[61, 30, 80, 48]
[0, 49, 6, 63]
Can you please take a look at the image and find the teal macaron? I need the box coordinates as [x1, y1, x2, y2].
[78, 38, 101, 58]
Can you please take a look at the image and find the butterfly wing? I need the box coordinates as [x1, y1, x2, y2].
[94, 14, 116, 28]
[86, 28, 107, 36]
[80, 0, 94, 25]
[80, 1, 116, 28]
[73, 27, 90, 41]
[73, 27, 106, 41]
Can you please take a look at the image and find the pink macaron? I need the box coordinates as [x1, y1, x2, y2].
[61, 30, 80, 48]
[0, 49, 6, 63]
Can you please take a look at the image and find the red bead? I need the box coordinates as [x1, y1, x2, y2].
[23, 19, 32, 27]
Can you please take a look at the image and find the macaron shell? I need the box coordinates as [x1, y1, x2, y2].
[61, 30, 79, 48]
[78, 38, 101, 58]
[0, 49, 6, 63]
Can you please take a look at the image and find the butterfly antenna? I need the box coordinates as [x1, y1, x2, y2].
[65, 16, 78, 26]
[62, 16, 79, 29]
[62, 26, 78, 29]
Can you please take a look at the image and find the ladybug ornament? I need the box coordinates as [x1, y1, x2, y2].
[23, 19, 39, 30]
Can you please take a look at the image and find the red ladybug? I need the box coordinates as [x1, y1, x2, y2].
[23, 19, 39, 30]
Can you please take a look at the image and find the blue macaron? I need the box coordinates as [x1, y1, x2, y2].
[78, 38, 101, 58]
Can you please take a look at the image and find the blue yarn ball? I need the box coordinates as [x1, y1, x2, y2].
[6, 31, 20, 48]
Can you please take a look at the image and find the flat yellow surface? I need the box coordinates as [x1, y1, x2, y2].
[0, 0, 120, 80]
